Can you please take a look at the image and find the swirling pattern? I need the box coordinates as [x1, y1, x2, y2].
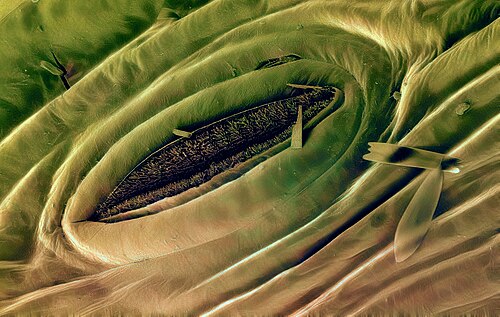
[0, 0, 498, 315]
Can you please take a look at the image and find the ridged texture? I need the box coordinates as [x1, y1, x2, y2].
[0, 0, 498, 315]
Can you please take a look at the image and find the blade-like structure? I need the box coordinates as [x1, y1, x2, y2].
[172, 129, 193, 138]
[363, 142, 460, 172]
[40, 61, 64, 76]
[394, 168, 444, 262]
[291, 105, 303, 149]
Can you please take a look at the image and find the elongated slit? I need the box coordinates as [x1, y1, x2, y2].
[93, 86, 340, 221]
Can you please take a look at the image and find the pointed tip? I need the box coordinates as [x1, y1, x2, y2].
[362, 153, 372, 161]
[443, 167, 461, 174]
[362, 152, 385, 162]
[365, 142, 393, 157]
[394, 251, 409, 263]
[394, 237, 424, 263]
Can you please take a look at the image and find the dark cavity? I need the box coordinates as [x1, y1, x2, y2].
[254, 54, 302, 70]
[92, 87, 338, 221]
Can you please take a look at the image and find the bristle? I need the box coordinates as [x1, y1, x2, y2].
[291, 105, 303, 149]
[172, 129, 192, 138]
[363, 142, 459, 171]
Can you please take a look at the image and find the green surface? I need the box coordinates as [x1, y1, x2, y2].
[0, 0, 498, 315]
[0, 0, 164, 137]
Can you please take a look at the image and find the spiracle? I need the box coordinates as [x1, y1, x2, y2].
[94, 86, 340, 221]
[0, 0, 498, 315]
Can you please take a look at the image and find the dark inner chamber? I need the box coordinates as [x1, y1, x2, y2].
[93, 87, 338, 221]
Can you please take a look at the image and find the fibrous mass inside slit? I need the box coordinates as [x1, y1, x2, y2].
[93, 87, 337, 221]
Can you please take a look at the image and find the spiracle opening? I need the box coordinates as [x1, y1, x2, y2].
[92, 86, 339, 221]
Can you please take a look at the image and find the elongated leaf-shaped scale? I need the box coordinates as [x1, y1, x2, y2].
[394, 168, 444, 262]
[172, 129, 193, 138]
[291, 105, 303, 149]
[363, 142, 460, 173]
[40, 61, 64, 76]
[287, 83, 323, 90]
